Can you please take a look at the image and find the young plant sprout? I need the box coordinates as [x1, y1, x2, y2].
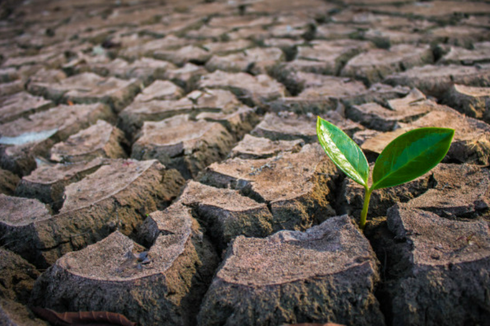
[317, 117, 454, 230]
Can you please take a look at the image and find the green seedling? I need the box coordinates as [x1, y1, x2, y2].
[317, 117, 454, 230]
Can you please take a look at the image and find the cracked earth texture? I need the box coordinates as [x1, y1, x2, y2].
[1, 0, 490, 325]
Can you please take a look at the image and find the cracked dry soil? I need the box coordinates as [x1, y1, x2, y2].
[1, 0, 490, 325]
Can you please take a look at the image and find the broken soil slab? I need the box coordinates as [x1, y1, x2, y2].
[360, 106, 490, 165]
[315, 23, 360, 41]
[291, 40, 373, 75]
[185, 24, 230, 41]
[439, 42, 490, 66]
[373, 1, 490, 22]
[27, 72, 142, 112]
[361, 28, 422, 48]
[341, 44, 433, 86]
[131, 115, 235, 179]
[69, 57, 176, 85]
[15, 158, 107, 211]
[425, 26, 490, 49]
[297, 74, 367, 99]
[197, 215, 384, 326]
[196, 106, 259, 141]
[0, 194, 52, 265]
[134, 80, 184, 102]
[118, 97, 196, 139]
[251, 112, 317, 143]
[197, 70, 286, 108]
[2, 159, 185, 268]
[118, 35, 191, 61]
[118, 88, 241, 139]
[340, 83, 411, 109]
[267, 22, 314, 40]
[122, 58, 177, 83]
[270, 82, 409, 115]
[384, 204, 490, 326]
[442, 84, 490, 123]
[403, 164, 490, 219]
[27, 68, 67, 85]
[0, 67, 20, 83]
[49, 120, 127, 163]
[0, 168, 19, 195]
[383, 64, 490, 98]
[2, 52, 65, 69]
[31, 205, 218, 326]
[180, 180, 274, 250]
[202, 39, 253, 55]
[200, 144, 339, 231]
[153, 45, 211, 66]
[0, 103, 113, 141]
[205, 47, 284, 75]
[163, 63, 208, 92]
[0, 92, 53, 124]
[208, 15, 274, 29]
[0, 248, 40, 304]
[0, 80, 24, 97]
[346, 88, 432, 131]
[187, 89, 243, 112]
[252, 111, 362, 143]
[0, 103, 114, 176]
[0, 298, 48, 326]
[230, 134, 304, 159]
[269, 67, 366, 99]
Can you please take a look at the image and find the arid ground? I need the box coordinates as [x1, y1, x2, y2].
[1, 0, 490, 325]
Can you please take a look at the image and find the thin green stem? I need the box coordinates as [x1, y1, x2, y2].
[359, 187, 373, 230]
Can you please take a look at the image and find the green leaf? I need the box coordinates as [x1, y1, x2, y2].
[316, 117, 369, 187]
[372, 127, 454, 190]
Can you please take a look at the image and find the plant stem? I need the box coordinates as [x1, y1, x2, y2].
[359, 187, 373, 230]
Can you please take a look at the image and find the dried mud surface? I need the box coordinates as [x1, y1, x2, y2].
[1, 0, 490, 325]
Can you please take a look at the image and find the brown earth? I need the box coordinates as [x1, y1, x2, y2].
[1, 0, 490, 325]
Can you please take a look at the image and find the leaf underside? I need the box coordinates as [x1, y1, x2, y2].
[316, 117, 369, 187]
[372, 127, 454, 190]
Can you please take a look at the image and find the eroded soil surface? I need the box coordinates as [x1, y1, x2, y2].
[1, 0, 490, 325]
